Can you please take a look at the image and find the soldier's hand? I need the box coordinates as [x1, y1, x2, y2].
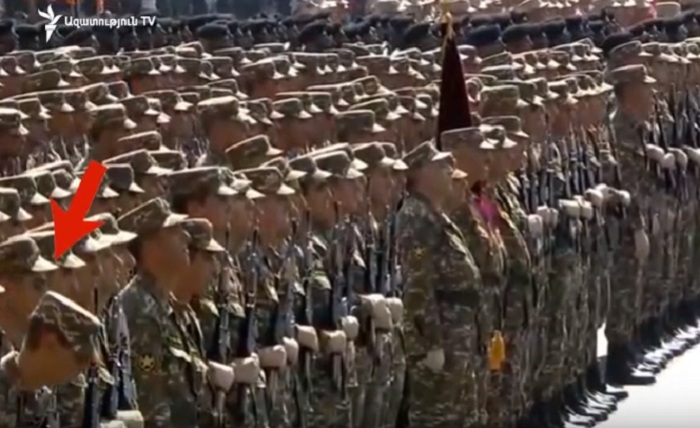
[207, 361, 235, 391]
[421, 348, 445, 372]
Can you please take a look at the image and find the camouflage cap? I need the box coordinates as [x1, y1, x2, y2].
[0, 187, 30, 221]
[143, 90, 193, 112]
[117, 131, 164, 152]
[120, 96, 159, 118]
[0, 56, 25, 75]
[481, 116, 529, 138]
[547, 81, 578, 104]
[106, 81, 131, 99]
[26, 170, 71, 200]
[289, 155, 333, 183]
[41, 59, 82, 79]
[197, 96, 253, 124]
[64, 88, 96, 112]
[92, 104, 137, 131]
[118, 197, 188, 236]
[440, 127, 496, 151]
[8, 51, 39, 73]
[207, 79, 246, 99]
[262, 156, 307, 182]
[239, 167, 296, 196]
[609, 40, 651, 67]
[308, 92, 338, 115]
[23, 70, 70, 93]
[0, 107, 29, 136]
[310, 143, 369, 171]
[51, 170, 78, 193]
[105, 164, 145, 194]
[481, 51, 515, 68]
[104, 149, 171, 176]
[0, 175, 49, 206]
[166, 167, 237, 198]
[335, 110, 385, 135]
[352, 142, 403, 170]
[225, 135, 282, 171]
[606, 64, 656, 86]
[245, 98, 279, 125]
[26, 231, 85, 269]
[73, 170, 119, 199]
[124, 58, 159, 78]
[26, 291, 101, 357]
[480, 85, 528, 108]
[88, 212, 137, 245]
[17, 98, 51, 121]
[272, 98, 312, 120]
[220, 169, 264, 200]
[149, 149, 187, 171]
[312, 152, 364, 180]
[75, 57, 108, 77]
[403, 141, 452, 170]
[482, 124, 518, 149]
[0, 235, 57, 273]
[181, 218, 224, 252]
[349, 98, 399, 123]
[240, 59, 284, 81]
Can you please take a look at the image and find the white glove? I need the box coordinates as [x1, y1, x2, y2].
[422, 348, 445, 372]
[207, 361, 235, 391]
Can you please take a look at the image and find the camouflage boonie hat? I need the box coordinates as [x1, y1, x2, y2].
[92, 104, 137, 131]
[105, 164, 145, 194]
[262, 156, 307, 182]
[0, 175, 49, 206]
[88, 212, 137, 245]
[27, 231, 85, 269]
[403, 141, 452, 170]
[181, 218, 224, 252]
[104, 150, 171, 176]
[289, 156, 333, 183]
[352, 143, 406, 170]
[0, 235, 57, 272]
[480, 85, 528, 109]
[208, 79, 246, 99]
[313, 152, 364, 180]
[0, 108, 29, 136]
[27, 291, 101, 357]
[245, 98, 280, 125]
[17, 98, 51, 120]
[149, 150, 187, 171]
[0, 188, 30, 221]
[335, 110, 385, 135]
[275, 92, 320, 115]
[52, 170, 78, 193]
[106, 81, 130, 99]
[26, 170, 71, 200]
[118, 197, 188, 236]
[238, 167, 295, 196]
[23, 70, 70, 92]
[75, 57, 108, 77]
[608, 40, 651, 67]
[225, 135, 282, 171]
[308, 92, 338, 114]
[167, 167, 237, 198]
[117, 131, 163, 152]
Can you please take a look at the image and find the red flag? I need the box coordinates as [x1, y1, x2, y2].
[436, 24, 472, 149]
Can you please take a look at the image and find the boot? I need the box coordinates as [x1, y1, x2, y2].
[586, 362, 626, 401]
[579, 375, 616, 413]
[606, 343, 656, 386]
[543, 396, 565, 428]
[569, 380, 608, 422]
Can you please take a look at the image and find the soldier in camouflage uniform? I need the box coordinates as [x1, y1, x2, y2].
[397, 140, 482, 428]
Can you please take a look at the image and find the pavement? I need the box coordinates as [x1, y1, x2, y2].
[597, 334, 700, 428]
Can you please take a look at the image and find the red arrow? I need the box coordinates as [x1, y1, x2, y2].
[52, 160, 107, 259]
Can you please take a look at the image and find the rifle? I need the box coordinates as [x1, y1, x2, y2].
[209, 227, 231, 427]
[329, 202, 348, 396]
[295, 211, 314, 427]
[82, 365, 100, 428]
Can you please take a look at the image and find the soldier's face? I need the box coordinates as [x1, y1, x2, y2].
[186, 250, 217, 296]
[256, 195, 293, 237]
[137, 175, 165, 199]
[368, 167, 393, 208]
[26, 204, 51, 229]
[112, 244, 136, 286]
[330, 178, 361, 214]
[197, 194, 231, 233]
[427, 160, 454, 197]
[229, 197, 255, 237]
[305, 182, 333, 223]
[157, 226, 190, 267]
[46, 269, 79, 299]
[0, 273, 47, 332]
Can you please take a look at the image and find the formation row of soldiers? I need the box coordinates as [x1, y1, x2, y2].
[0, 3, 699, 428]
